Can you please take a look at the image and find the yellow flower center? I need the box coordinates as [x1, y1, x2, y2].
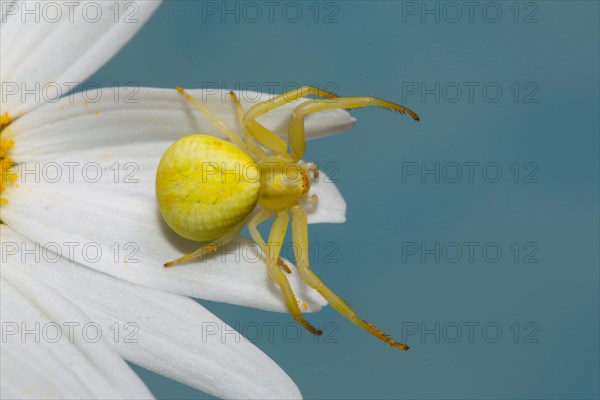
[0, 112, 16, 206]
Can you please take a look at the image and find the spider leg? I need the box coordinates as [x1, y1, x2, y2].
[290, 203, 409, 350]
[245, 119, 289, 156]
[164, 218, 247, 267]
[288, 96, 420, 162]
[228, 91, 267, 160]
[248, 209, 322, 335]
[243, 85, 338, 123]
[240, 86, 339, 158]
[176, 86, 247, 150]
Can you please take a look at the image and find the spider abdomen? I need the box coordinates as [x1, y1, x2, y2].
[156, 134, 260, 242]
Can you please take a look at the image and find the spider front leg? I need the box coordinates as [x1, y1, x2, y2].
[288, 96, 420, 162]
[241, 86, 339, 157]
[290, 203, 409, 350]
[248, 209, 323, 335]
[243, 85, 339, 122]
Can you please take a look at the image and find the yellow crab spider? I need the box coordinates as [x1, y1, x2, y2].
[156, 85, 419, 350]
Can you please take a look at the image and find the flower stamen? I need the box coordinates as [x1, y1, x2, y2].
[1, 112, 16, 206]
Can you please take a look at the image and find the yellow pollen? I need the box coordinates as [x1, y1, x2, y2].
[0, 112, 16, 206]
[0, 113, 11, 129]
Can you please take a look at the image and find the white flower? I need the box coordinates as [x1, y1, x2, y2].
[0, 1, 355, 399]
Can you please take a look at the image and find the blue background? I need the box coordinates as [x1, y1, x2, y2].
[89, 1, 599, 398]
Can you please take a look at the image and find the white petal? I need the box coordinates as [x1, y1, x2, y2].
[2, 88, 353, 310]
[4, 174, 326, 312]
[0, 237, 153, 399]
[8, 87, 355, 161]
[2, 227, 302, 400]
[302, 169, 347, 224]
[1, 1, 161, 115]
[3, 146, 330, 313]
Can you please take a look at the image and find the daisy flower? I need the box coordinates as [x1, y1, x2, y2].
[1, 1, 354, 398]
